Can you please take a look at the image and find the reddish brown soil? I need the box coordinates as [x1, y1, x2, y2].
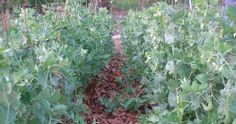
[84, 54, 143, 124]
[83, 7, 144, 124]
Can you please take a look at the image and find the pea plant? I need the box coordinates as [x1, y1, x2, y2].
[0, 1, 114, 123]
[122, 2, 236, 123]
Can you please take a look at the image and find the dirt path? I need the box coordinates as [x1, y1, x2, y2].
[84, 55, 140, 124]
[112, 26, 122, 54]
[112, 7, 128, 54]
[83, 8, 142, 124]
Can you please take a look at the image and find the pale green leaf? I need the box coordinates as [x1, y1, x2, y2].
[168, 91, 177, 107]
[227, 6, 236, 22]
[12, 71, 24, 83]
[52, 104, 67, 112]
[167, 79, 180, 90]
[196, 74, 209, 84]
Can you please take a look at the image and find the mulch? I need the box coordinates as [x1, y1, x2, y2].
[84, 7, 144, 124]
[84, 54, 143, 124]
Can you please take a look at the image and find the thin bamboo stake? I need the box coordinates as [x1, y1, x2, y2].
[2, 10, 10, 32]
[189, 0, 192, 10]
[23, 5, 30, 44]
[95, 0, 98, 14]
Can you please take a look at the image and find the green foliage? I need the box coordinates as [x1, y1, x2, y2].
[99, 94, 145, 113]
[0, 1, 114, 123]
[227, 6, 236, 23]
[122, 2, 236, 123]
[113, 0, 139, 10]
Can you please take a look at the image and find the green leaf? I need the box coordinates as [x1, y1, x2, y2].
[165, 61, 175, 72]
[75, 115, 85, 124]
[12, 71, 24, 83]
[218, 42, 233, 54]
[38, 69, 48, 88]
[0, 48, 5, 53]
[171, 10, 185, 21]
[20, 91, 31, 104]
[0, 58, 9, 68]
[140, 77, 151, 85]
[167, 79, 180, 90]
[0, 106, 16, 124]
[164, 31, 175, 44]
[103, 54, 110, 59]
[52, 104, 67, 112]
[227, 6, 236, 22]
[38, 90, 50, 100]
[44, 54, 57, 67]
[196, 74, 209, 84]
[193, 0, 205, 5]
[7, 91, 21, 110]
[48, 90, 61, 103]
[147, 114, 159, 123]
[175, 62, 191, 79]
[168, 91, 177, 107]
[220, 65, 231, 78]
[0, 91, 7, 106]
[230, 87, 236, 114]
[123, 98, 143, 111]
[193, 0, 206, 10]
[163, 112, 179, 123]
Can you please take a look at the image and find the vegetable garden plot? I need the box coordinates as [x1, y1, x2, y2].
[1, 0, 236, 123]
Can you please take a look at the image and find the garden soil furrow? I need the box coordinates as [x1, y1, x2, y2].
[84, 55, 140, 124]
[84, 8, 141, 124]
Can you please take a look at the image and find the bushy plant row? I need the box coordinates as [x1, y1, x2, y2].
[0, 1, 114, 123]
[122, 2, 236, 123]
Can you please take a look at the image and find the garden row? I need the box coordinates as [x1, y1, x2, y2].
[1, 0, 236, 123]
[0, 1, 114, 123]
[121, 2, 236, 123]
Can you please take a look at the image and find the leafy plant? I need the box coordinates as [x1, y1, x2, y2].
[99, 97, 121, 113]
[0, 1, 114, 123]
[122, 2, 236, 123]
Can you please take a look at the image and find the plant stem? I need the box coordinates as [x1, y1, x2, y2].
[23, 8, 30, 44]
